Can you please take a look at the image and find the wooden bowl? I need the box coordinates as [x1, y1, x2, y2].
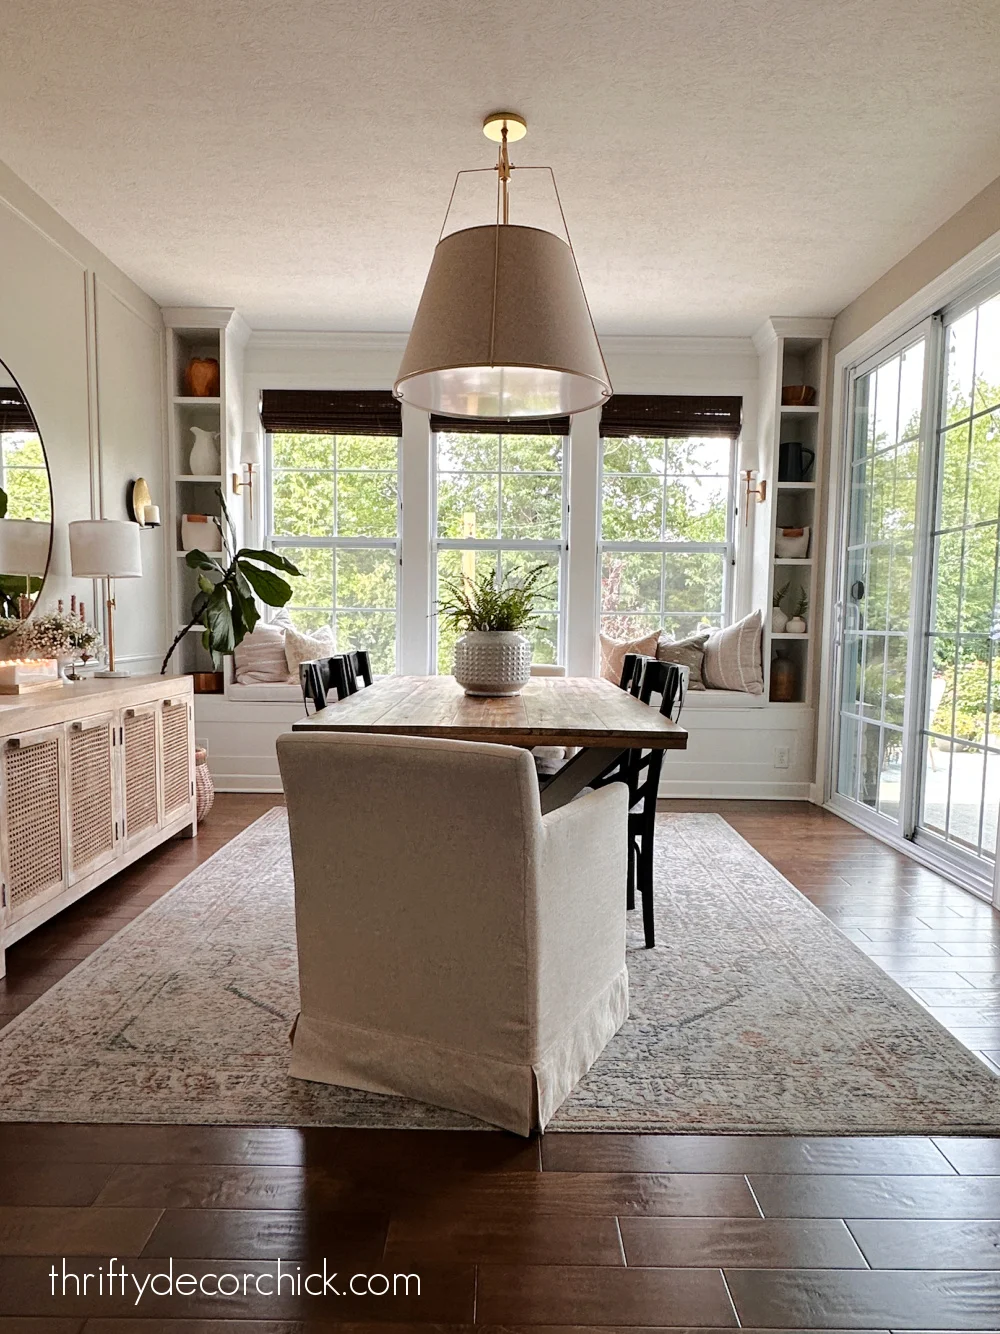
[781, 384, 817, 406]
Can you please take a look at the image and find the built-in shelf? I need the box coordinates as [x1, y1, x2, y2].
[772, 632, 811, 641]
[779, 404, 820, 415]
[173, 395, 221, 406]
[774, 557, 813, 566]
[775, 481, 816, 490]
[176, 474, 224, 483]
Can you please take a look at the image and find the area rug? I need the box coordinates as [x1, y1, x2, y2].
[1, 809, 999, 1132]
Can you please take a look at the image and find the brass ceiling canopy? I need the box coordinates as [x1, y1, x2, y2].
[394, 111, 611, 421]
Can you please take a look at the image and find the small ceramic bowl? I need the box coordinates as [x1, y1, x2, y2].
[781, 384, 817, 406]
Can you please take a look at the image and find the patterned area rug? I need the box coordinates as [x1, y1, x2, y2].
[2, 809, 999, 1132]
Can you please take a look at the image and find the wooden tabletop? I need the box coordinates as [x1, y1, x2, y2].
[292, 675, 688, 750]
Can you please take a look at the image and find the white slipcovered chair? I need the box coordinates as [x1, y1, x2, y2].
[276, 730, 629, 1135]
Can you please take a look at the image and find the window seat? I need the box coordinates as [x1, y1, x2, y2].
[226, 681, 302, 703]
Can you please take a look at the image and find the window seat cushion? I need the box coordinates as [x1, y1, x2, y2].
[227, 681, 304, 704]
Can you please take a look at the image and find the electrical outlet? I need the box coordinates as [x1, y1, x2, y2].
[773, 746, 790, 769]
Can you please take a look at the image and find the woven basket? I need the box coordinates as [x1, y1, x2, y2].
[453, 630, 532, 697]
[194, 746, 215, 824]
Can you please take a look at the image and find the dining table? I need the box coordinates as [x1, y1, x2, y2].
[292, 674, 688, 813]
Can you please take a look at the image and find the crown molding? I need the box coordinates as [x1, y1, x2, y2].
[247, 330, 409, 352]
[599, 334, 756, 358]
[752, 316, 835, 354]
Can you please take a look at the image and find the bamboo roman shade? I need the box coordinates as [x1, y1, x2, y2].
[259, 390, 402, 437]
[599, 394, 742, 438]
[0, 389, 37, 433]
[429, 413, 570, 436]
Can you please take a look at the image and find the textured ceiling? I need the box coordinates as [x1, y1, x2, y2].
[2, 0, 999, 334]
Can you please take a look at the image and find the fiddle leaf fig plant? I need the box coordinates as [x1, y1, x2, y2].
[160, 492, 301, 673]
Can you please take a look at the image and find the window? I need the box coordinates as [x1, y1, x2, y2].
[433, 427, 567, 672]
[264, 431, 400, 673]
[599, 434, 736, 642]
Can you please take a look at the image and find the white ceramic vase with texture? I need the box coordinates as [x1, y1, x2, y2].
[453, 630, 532, 697]
[189, 426, 220, 476]
[771, 606, 788, 633]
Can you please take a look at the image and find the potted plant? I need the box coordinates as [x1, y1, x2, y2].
[438, 562, 550, 697]
[160, 492, 301, 674]
[786, 590, 808, 634]
[772, 580, 790, 633]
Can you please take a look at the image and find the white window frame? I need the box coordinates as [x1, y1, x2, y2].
[597, 433, 738, 639]
[262, 430, 402, 669]
[430, 427, 570, 671]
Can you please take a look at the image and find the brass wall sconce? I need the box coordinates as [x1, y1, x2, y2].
[127, 478, 161, 528]
[233, 432, 263, 519]
[742, 470, 767, 525]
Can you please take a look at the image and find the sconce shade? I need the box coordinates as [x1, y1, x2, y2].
[395, 224, 611, 419]
[68, 519, 142, 578]
[0, 518, 51, 575]
[241, 431, 263, 467]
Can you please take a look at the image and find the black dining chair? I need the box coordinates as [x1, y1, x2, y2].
[593, 655, 685, 948]
[300, 650, 374, 713]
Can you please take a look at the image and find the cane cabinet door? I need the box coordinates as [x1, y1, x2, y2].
[66, 711, 118, 883]
[0, 723, 67, 925]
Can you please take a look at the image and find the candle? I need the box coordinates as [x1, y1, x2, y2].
[0, 658, 61, 693]
[143, 504, 161, 526]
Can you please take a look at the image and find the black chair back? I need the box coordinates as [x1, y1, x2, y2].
[635, 658, 686, 722]
[300, 657, 338, 713]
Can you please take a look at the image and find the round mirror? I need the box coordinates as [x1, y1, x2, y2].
[0, 358, 53, 627]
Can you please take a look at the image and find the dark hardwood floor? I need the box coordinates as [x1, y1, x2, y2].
[1, 795, 1000, 1331]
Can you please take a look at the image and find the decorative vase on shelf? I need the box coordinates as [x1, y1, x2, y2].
[184, 357, 220, 397]
[771, 606, 788, 633]
[785, 616, 807, 634]
[453, 630, 531, 697]
[188, 426, 220, 476]
[769, 650, 797, 702]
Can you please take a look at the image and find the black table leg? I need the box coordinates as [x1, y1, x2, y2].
[538, 746, 630, 815]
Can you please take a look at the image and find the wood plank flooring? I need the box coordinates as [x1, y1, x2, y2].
[1, 794, 999, 1331]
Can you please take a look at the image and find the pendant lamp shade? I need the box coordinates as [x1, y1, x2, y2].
[395, 224, 611, 419]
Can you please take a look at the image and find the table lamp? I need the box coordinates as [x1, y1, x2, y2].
[68, 519, 142, 677]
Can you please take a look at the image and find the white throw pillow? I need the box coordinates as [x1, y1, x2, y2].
[233, 624, 295, 685]
[284, 623, 336, 676]
[702, 610, 764, 694]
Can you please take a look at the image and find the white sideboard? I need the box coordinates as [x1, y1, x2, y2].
[0, 675, 196, 977]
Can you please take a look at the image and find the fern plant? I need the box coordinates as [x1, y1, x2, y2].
[792, 589, 809, 619]
[437, 563, 551, 634]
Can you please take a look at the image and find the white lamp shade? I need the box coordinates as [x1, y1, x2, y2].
[241, 430, 263, 467]
[395, 224, 611, 419]
[68, 519, 142, 578]
[0, 518, 51, 576]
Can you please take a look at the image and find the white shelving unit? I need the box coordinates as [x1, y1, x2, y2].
[161, 308, 250, 678]
[752, 317, 833, 705]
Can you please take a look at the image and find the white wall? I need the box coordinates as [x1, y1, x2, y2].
[0, 160, 167, 673]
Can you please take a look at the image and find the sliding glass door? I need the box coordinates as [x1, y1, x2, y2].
[830, 276, 1000, 899]
[916, 290, 1000, 870]
[832, 331, 928, 834]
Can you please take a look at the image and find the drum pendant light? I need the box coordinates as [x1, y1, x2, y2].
[394, 113, 612, 420]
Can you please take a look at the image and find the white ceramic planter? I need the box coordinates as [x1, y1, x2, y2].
[785, 616, 807, 634]
[771, 607, 788, 633]
[453, 630, 532, 697]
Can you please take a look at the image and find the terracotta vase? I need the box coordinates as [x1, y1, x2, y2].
[184, 357, 220, 397]
[769, 651, 797, 702]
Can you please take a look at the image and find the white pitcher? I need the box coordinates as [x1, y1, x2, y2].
[188, 426, 220, 476]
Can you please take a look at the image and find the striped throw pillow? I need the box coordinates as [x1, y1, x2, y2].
[702, 610, 764, 694]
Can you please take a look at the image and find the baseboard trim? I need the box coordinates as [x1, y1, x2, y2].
[658, 779, 812, 800]
[214, 775, 285, 794]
